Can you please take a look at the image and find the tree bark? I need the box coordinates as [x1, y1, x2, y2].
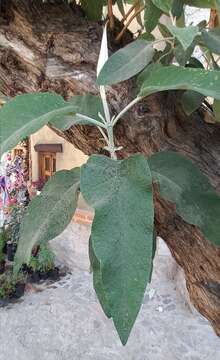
[1, 0, 220, 336]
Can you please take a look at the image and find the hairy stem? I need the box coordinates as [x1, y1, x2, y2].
[113, 96, 143, 125]
[106, 124, 117, 159]
[75, 114, 107, 128]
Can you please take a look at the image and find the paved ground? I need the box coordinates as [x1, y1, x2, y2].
[0, 222, 219, 360]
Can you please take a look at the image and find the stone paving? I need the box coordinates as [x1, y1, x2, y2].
[0, 222, 219, 360]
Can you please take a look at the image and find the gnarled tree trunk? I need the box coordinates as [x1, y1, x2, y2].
[1, 0, 220, 336]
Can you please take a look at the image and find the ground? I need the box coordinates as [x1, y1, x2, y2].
[0, 222, 219, 360]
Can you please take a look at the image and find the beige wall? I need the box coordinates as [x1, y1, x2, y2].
[30, 126, 88, 182]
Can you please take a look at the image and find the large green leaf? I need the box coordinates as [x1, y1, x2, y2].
[172, 0, 184, 18]
[116, 0, 125, 17]
[138, 64, 220, 99]
[181, 91, 204, 115]
[144, 0, 162, 33]
[81, 0, 103, 20]
[167, 25, 199, 50]
[201, 27, 220, 56]
[51, 95, 104, 130]
[174, 41, 195, 66]
[213, 99, 220, 121]
[81, 154, 154, 345]
[89, 237, 111, 318]
[14, 168, 80, 271]
[148, 151, 220, 247]
[0, 93, 77, 156]
[97, 40, 155, 85]
[151, 0, 173, 13]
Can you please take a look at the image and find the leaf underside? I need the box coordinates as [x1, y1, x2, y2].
[89, 236, 111, 318]
[144, 0, 162, 34]
[202, 27, 220, 56]
[0, 93, 77, 156]
[167, 25, 199, 50]
[181, 90, 204, 115]
[81, 154, 154, 345]
[151, 0, 173, 13]
[138, 64, 220, 100]
[148, 151, 220, 247]
[97, 40, 155, 86]
[15, 168, 80, 271]
[50, 95, 105, 129]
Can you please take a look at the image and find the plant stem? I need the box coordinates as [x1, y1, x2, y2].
[120, 0, 140, 24]
[106, 124, 117, 159]
[75, 113, 107, 128]
[97, 126, 109, 143]
[157, 46, 174, 64]
[100, 86, 111, 123]
[108, 0, 114, 30]
[116, 4, 145, 42]
[169, 10, 176, 26]
[113, 96, 143, 126]
[99, 83, 117, 159]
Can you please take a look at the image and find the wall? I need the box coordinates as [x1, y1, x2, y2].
[30, 125, 88, 182]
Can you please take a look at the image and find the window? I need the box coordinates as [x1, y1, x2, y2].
[34, 143, 62, 182]
[39, 152, 56, 181]
[14, 149, 24, 157]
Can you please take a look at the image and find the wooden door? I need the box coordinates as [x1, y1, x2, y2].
[39, 152, 56, 181]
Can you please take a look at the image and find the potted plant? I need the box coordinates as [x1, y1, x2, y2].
[37, 243, 59, 280]
[0, 271, 26, 304]
[27, 255, 40, 283]
[13, 272, 26, 299]
[28, 244, 59, 282]
[0, 273, 15, 305]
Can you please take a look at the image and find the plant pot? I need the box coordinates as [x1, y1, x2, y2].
[47, 267, 59, 281]
[7, 242, 17, 262]
[40, 271, 49, 280]
[28, 271, 41, 283]
[13, 283, 25, 299]
[0, 260, 6, 274]
[3, 243, 7, 255]
[0, 298, 9, 307]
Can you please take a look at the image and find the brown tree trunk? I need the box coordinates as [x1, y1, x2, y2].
[1, 0, 220, 336]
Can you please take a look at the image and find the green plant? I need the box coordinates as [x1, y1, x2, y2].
[0, 273, 16, 299]
[13, 271, 26, 284]
[1, 0, 220, 345]
[0, 228, 8, 263]
[0, 270, 26, 299]
[29, 244, 55, 273]
[7, 206, 26, 246]
[28, 256, 38, 273]
[37, 244, 55, 272]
